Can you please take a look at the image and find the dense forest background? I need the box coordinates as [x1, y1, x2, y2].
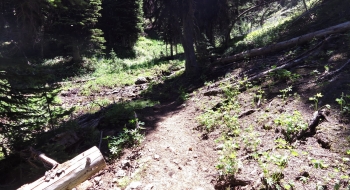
[1, 0, 350, 189]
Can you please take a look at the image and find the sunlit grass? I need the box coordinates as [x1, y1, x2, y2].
[74, 37, 184, 95]
[224, 0, 320, 55]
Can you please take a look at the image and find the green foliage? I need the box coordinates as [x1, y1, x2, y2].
[99, 0, 143, 56]
[259, 152, 289, 189]
[48, 0, 105, 58]
[216, 140, 240, 176]
[105, 100, 158, 127]
[268, 65, 301, 83]
[103, 100, 158, 156]
[309, 93, 323, 111]
[77, 37, 184, 94]
[252, 87, 264, 105]
[178, 86, 189, 102]
[279, 86, 293, 100]
[197, 110, 223, 132]
[310, 158, 328, 169]
[105, 126, 144, 156]
[335, 93, 350, 114]
[0, 69, 72, 156]
[275, 138, 291, 149]
[274, 111, 308, 142]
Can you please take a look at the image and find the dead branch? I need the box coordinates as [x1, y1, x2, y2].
[29, 147, 59, 169]
[216, 21, 350, 64]
[297, 108, 330, 140]
[205, 37, 326, 94]
[55, 77, 96, 85]
[238, 109, 259, 118]
[316, 58, 350, 82]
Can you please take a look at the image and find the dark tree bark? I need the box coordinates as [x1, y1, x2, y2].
[72, 41, 82, 63]
[181, 0, 199, 76]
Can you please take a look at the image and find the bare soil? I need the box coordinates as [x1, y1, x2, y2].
[74, 37, 350, 190]
[4, 33, 350, 190]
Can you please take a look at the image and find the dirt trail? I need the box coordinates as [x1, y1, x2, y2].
[135, 101, 218, 189]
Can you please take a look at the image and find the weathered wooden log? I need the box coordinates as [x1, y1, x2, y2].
[216, 21, 350, 64]
[18, 146, 106, 190]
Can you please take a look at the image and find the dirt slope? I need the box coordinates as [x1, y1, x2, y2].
[76, 99, 219, 190]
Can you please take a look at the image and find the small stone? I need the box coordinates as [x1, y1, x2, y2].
[144, 183, 154, 190]
[135, 77, 148, 84]
[121, 160, 131, 169]
[193, 154, 198, 158]
[116, 170, 126, 177]
[215, 144, 224, 150]
[125, 181, 142, 190]
[154, 154, 160, 160]
[202, 167, 209, 172]
[75, 180, 93, 190]
[94, 176, 101, 182]
[148, 148, 155, 152]
[189, 147, 193, 151]
[112, 178, 118, 183]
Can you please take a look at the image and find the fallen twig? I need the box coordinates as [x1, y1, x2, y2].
[238, 109, 259, 118]
[55, 77, 96, 85]
[316, 58, 350, 82]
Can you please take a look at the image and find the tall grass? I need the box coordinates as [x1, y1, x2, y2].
[224, 0, 320, 56]
[74, 37, 184, 95]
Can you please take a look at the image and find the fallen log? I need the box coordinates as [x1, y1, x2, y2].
[18, 146, 106, 190]
[216, 21, 350, 64]
[205, 37, 325, 94]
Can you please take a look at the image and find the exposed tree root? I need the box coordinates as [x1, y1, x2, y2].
[296, 108, 330, 141]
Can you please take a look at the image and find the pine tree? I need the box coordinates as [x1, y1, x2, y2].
[46, 0, 105, 62]
[99, 0, 143, 57]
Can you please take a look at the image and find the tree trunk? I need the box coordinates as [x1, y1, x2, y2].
[181, 0, 199, 76]
[175, 43, 178, 55]
[216, 21, 350, 64]
[18, 146, 106, 190]
[170, 39, 174, 59]
[72, 41, 82, 63]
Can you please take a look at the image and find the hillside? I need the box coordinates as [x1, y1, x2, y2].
[1, 0, 350, 189]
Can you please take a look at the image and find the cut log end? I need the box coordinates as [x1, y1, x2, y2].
[18, 146, 106, 190]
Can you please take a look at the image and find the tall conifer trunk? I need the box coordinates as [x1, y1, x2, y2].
[72, 41, 82, 62]
[181, 0, 199, 76]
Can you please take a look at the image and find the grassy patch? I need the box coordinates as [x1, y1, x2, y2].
[74, 37, 184, 95]
[224, 0, 322, 55]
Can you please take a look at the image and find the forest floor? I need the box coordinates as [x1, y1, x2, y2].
[64, 35, 350, 190]
[58, 74, 220, 189]
[3, 38, 350, 190]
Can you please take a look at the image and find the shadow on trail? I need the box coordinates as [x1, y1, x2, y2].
[0, 55, 197, 189]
